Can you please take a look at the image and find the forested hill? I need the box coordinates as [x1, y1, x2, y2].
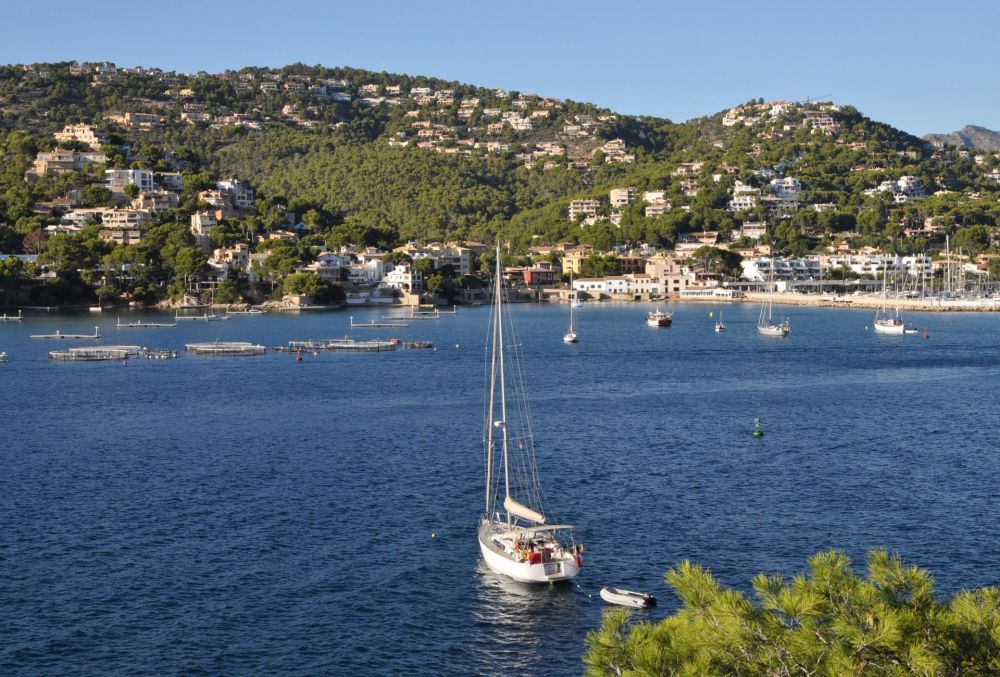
[1, 61, 998, 255]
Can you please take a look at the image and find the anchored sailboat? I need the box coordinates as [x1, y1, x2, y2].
[479, 243, 582, 583]
[757, 265, 790, 337]
[564, 275, 578, 343]
[873, 264, 905, 335]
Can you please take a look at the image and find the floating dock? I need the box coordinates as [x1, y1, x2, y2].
[31, 326, 101, 339]
[185, 341, 266, 356]
[118, 317, 177, 328]
[175, 313, 228, 321]
[0, 310, 23, 322]
[225, 308, 267, 315]
[403, 341, 434, 349]
[350, 316, 409, 328]
[384, 312, 439, 320]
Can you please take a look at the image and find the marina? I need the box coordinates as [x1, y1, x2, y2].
[30, 326, 101, 339]
[185, 341, 266, 356]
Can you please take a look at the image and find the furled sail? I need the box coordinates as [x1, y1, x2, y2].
[504, 496, 545, 524]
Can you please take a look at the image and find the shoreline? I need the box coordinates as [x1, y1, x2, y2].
[729, 293, 1000, 313]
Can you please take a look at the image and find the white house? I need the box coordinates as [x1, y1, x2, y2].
[106, 168, 154, 194]
[383, 264, 424, 292]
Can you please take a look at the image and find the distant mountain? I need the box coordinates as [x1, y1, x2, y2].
[923, 125, 1000, 151]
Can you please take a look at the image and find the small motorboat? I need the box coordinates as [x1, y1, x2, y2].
[599, 587, 657, 609]
[647, 307, 672, 327]
[903, 326, 919, 335]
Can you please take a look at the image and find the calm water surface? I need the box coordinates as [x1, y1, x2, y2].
[2, 303, 999, 675]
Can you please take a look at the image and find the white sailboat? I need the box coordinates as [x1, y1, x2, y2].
[564, 276, 578, 343]
[757, 266, 790, 337]
[714, 310, 726, 332]
[873, 264, 905, 335]
[479, 243, 582, 583]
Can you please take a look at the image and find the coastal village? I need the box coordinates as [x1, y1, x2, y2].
[1, 63, 999, 312]
[7, 121, 998, 310]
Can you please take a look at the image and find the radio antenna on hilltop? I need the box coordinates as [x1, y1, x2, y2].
[800, 94, 831, 105]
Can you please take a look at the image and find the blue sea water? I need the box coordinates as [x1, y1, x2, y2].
[2, 302, 1000, 675]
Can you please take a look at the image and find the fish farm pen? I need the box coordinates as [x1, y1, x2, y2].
[50, 347, 130, 361]
[185, 341, 266, 356]
[325, 338, 398, 352]
[49, 346, 180, 361]
[278, 339, 399, 352]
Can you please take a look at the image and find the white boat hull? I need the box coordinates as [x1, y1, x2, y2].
[757, 323, 789, 337]
[600, 587, 656, 609]
[563, 332, 578, 343]
[478, 522, 580, 583]
[874, 319, 905, 335]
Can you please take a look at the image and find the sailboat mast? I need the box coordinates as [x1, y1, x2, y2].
[495, 243, 512, 529]
[485, 269, 500, 514]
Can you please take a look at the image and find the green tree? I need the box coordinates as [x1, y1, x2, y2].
[951, 224, 992, 256]
[122, 183, 140, 201]
[282, 271, 328, 297]
[214, 279, 241, 304]
[585, 549, 1000, 676]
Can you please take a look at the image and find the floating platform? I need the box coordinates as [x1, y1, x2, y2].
[0, 310, 23, 322]
[403, 341, 434, 349]
[31, 326, 101, 339]
[185, 341, 266, 356]
[225, 308, 267, 315]
[351, 316, 409, 328]
[118, 317, 177, 328]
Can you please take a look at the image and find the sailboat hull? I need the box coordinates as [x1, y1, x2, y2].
[478, 521, 580, 583]
[873, 319, 905, 335]
[757, 324, 789, 337]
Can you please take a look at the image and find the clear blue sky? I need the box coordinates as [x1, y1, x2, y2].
[3, 0, 997, 136]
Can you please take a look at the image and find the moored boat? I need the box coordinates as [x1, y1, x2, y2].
[599, 587, 657, 609]
[647, 307, 672, 327]
[479, 242, 582, 583]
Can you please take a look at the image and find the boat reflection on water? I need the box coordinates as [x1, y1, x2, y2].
[468, 561, 583, 673]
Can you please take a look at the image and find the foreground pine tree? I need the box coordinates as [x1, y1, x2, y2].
[584, 549, 1000, 675]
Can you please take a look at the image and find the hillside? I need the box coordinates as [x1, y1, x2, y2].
[0, 61, 999, 306]
[924, 125, 1000, 151]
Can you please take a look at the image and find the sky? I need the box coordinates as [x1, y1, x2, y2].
[3, 0, 998, 137]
